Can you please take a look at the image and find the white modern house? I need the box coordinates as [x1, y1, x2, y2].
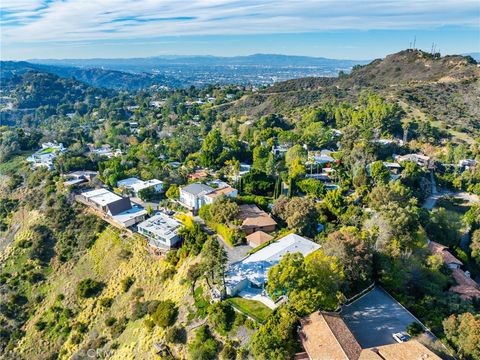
[225, 233, 320, 297]
[179, 182, 237, 212]
[78, 188, 147, 228]
[26, 142, 66, 170]
[117, 178, 163, 198]
[137, 213, 182, 249]
[87, 144, 121, 158]
[179, 183, 214, 211]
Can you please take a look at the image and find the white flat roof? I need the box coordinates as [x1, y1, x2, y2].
[117, 177, 142, 187]
[81, 188, 123, 206]
[225, 233, 320, 288]
[118, 178, 163, 192]
[112, 205, 147, 224]
[245, 233, 320, 263]
[131, 179, 163, 193]
[137, 213, 181, 241]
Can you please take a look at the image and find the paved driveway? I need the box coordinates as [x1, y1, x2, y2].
[341, 287, 422, 348]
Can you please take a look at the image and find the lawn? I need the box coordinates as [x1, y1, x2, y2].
[39, 147, 55, 154]
[226, 297, 273, 323]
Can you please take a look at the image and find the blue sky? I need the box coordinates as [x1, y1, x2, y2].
[1, 0, 479, 60]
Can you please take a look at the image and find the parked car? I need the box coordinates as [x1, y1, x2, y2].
[392, 332, 410, 343]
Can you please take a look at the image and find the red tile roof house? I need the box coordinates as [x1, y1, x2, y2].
[246, 230, 274, 248]
[427, 240, 480, 300]
[298, 311, 441, 360]
[427, 240, 462, 269]
[238, 204, 277, 235]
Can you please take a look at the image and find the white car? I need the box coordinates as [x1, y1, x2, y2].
[392, 332, 410, 343]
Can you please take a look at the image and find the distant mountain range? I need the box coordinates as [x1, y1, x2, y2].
[14, 54, 368, 90]
[2, 52, 476, 91]
[29, 53, 366, 70]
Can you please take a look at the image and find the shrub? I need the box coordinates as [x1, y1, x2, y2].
[160, 266, 176, 282]
[105, 317, 117, 326]
[207, 302, 235, 334]
[151, 300, 178, 328]
[406, 322, 424, 337]
[110, 316, 128, 338]
[76, 279, 103, 298]
[144, 318, 155, 331]
[188, 325, 219, 360]
[165, 326, 187, 344]
[99, 297, 113, 308]
[132, 287, 144, 298]
[120, 276, 135, 293]
[118, 249, 133, 260]
[35, 320, 47, 331]
[220, 340, 237, 360]
[131, 301, 148, 320]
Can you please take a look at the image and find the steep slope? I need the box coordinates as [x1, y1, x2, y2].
[3, 222, 195, 359]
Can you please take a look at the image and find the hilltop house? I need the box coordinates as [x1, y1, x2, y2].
[137, 213, 182, 249]
[117, 177, 163, 198]
[179, 182, 237, 212]
[77, 188, 147, 228]
[225, 233, 320, 297]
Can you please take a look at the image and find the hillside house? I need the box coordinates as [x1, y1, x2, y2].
[117, 177, 163, 198]
[179, 182, 237, 212]
[298, 311, 440, 360]
[137, 213, 182, 249]
[427, 240, 462, 269]
[428, 240, 480, 299]
[63, 171, 97, 187]
[225, 233, 320, 297]
[394, 153, 431, 167]
[366, 161, 402, 181]
[78, 188, 146, 228]
[246, 231, 274, 248]
[238, 204, 277, 235]
[26, 142, 66, 170]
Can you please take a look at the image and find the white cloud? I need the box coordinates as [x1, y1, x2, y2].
[1, 0, 479, 44]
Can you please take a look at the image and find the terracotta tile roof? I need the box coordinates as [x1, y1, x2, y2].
[428, 241, 463, 266]
[323, 313, 363, 360]
[300, 312, 442, 360]
[188, 169, 208, 181]
[299, 312, 350, 360]
[246, 231, 274, 247]
[359, 340, 442, 360]
[205, 186, 236, 198]
[238, 204, 277, 229]
[450, 268, 480, 300]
